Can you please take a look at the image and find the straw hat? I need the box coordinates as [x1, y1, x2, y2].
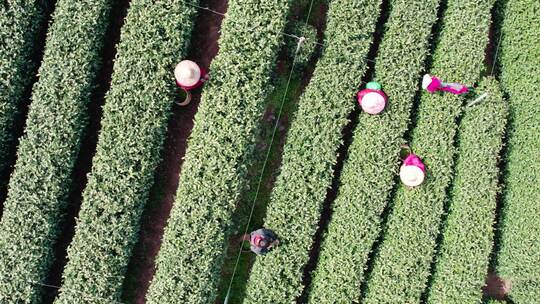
[400, 165, 425, 187]
[175, 60, 201, 87]
[361, 92, 386, 114]
[422, 74, 433, 90]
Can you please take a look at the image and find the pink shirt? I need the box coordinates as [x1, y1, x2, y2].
[176, 66, 208, 90]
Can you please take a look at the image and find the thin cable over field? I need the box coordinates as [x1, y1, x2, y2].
[183, 0, 226, 16]
[223, 1, 318, 302]
[180, 0, 378, 65]
[181, 0, 324, 46]
[27, 280, 124, 304]
[490, 29, 503, 76]
[223, 35, 305, 304]
[177, 1, 414, 77]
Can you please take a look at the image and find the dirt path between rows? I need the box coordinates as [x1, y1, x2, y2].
[121, 0, 226, 302]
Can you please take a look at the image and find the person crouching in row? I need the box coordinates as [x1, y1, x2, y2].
[174, 60, 209, 106]
[242, 228, 279, 255]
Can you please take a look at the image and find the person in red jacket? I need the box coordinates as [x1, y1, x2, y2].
[174, 60, 209, 106]
[242, 228, 279, 255]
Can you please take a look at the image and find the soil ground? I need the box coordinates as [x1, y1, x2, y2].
[483, 272, 512, 300]
[120, 0, 226, 302]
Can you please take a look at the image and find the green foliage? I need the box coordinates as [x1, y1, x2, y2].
[0, 0, 114, 302]
[214, 74, 303, 303]
[0, 0, 53, 187]
[53, 1, 199, 303]
[243, 0, 382, 302]
[286, 21, 317, 69]
[145, 0, 291, 302]
[427, 78, 508, 303]
[361, 0, 495, 302]
[495, 0, 540, 302]
[307, 0, 441, 301]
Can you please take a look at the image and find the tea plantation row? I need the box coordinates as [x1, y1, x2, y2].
[0, 0, 537, 303]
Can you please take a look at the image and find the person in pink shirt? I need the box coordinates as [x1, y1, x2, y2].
[174, 60, 209, 106]
[399, 144, 427, 187]
[422, 74, 469, 95]
[357, 81, 388, 115]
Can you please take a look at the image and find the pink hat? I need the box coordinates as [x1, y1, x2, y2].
[359, 91, 387, 114]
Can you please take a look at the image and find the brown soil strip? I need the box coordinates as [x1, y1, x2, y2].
[120, 0, 226, 302]
[483, 1, 513, 302]
[483, 272, 512, 300]
[41, 0, 131, 302]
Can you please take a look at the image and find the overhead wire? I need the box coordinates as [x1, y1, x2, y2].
[222, 27, 307, 304]
[222, 1, 318, 302]
[180, 0, 326, 46]
[490, 28, 504, 76]
[26, 280, 124, 304]
[178, 0, 378, 94]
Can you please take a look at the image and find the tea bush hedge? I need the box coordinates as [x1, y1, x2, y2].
[362, 0, 495, 302]
[495, 0, 540, 302]
[243, 0, 382, 302]
[54, 1, 199, 302]
[0, 0, 114, 302]
[0, 0, 53, 187]
[145, 0, 291, 303]
[427, 78, 508, 303]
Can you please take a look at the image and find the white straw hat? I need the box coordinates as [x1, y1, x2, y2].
[400, 165, 425, 187]
[175, 60, 201, 87]
[422, 74, 433, 90]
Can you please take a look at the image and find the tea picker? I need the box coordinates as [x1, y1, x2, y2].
[241, 228, 280, 255]
[357, 81, 388, 114]
[423, 74, 491, 107]
[225, 229, 279, 302]
[422, 74, 470, 95]
[174, 60, 209, 106]
[400, 145, 426, 187]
